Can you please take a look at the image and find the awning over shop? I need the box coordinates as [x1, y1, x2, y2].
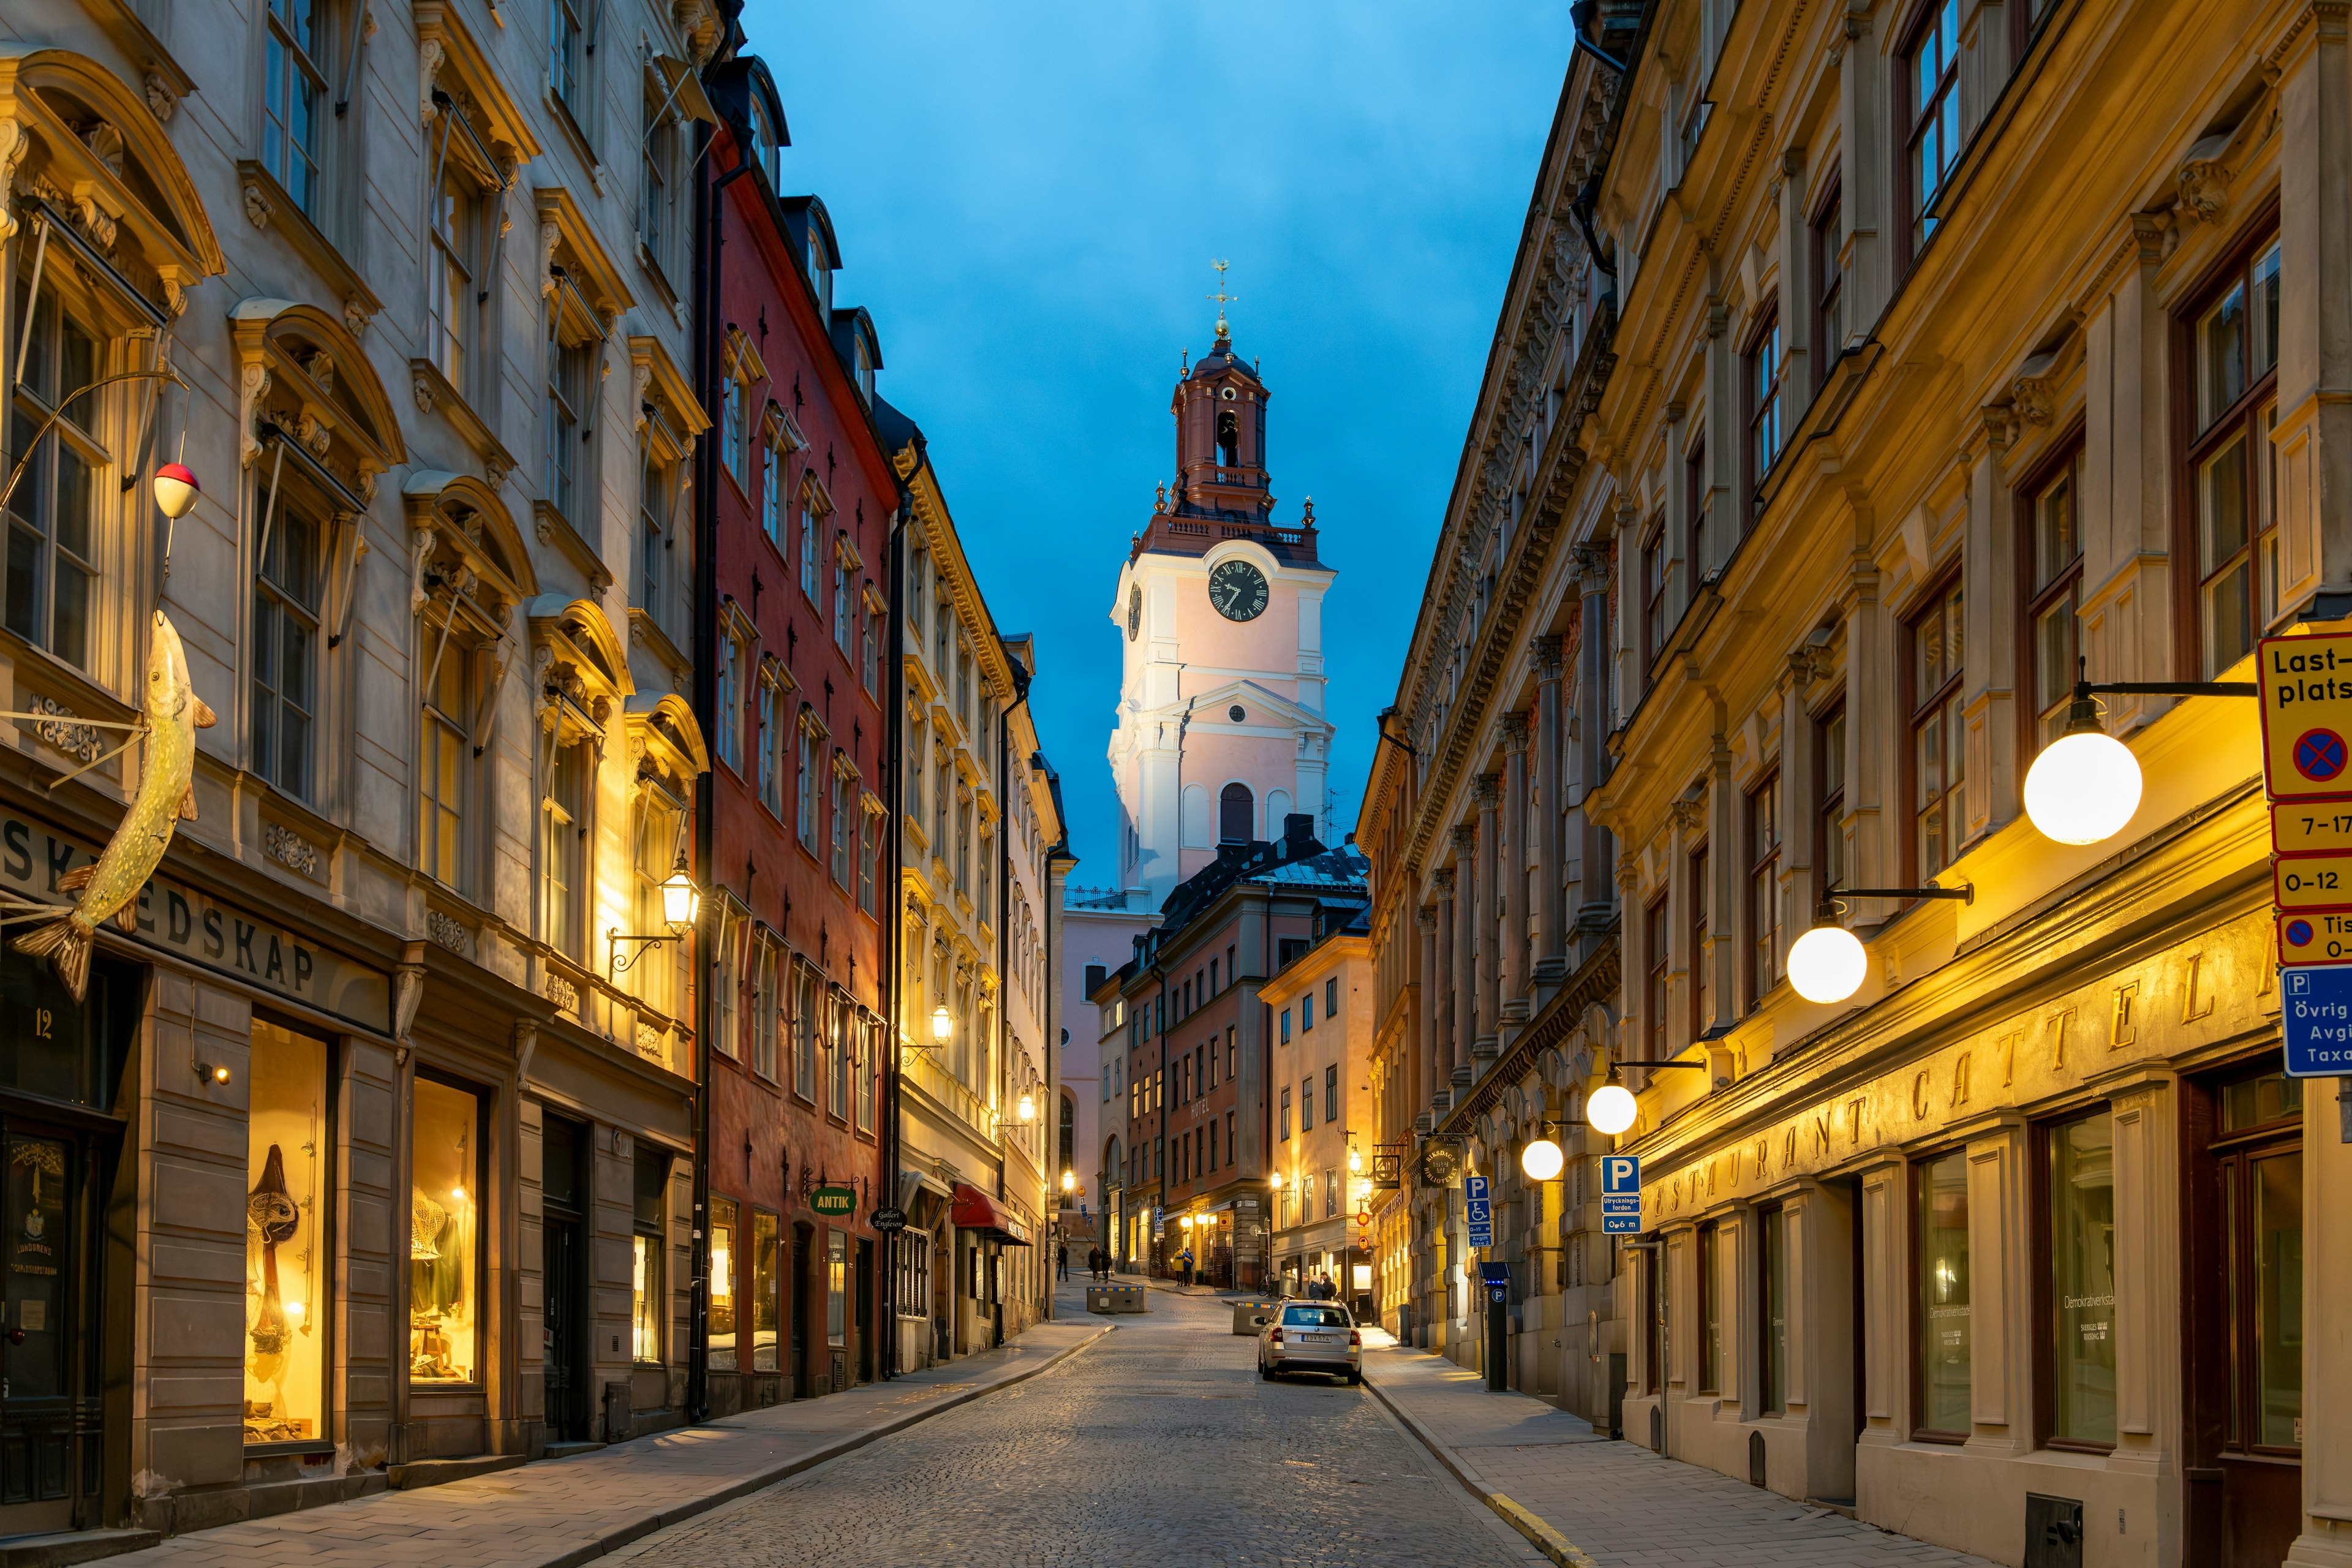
[951, 1182, 1033, 1245]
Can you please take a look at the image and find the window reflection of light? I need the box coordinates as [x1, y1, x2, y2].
[451, 1185, 467, 1203]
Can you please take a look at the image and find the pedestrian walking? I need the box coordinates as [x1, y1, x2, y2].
[1057, 1241, 1069, 1281]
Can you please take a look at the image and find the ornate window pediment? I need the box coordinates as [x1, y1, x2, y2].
[537, 186, 633, 334]
[0, 47, 227, 315]
[414, 3, 541, 165]
[631, 333, 707, 456]
[404, 470, 539, 626]
[626, 691, 709, 796]
[529, 595, 632, 747]
[230, 298, 404, 497]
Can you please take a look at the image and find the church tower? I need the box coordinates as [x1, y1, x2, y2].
[1107, 273, 1338, 911]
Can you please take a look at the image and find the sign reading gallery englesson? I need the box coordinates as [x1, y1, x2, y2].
[0, 807, 390, 1032]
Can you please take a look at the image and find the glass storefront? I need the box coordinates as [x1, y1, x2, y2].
[1916, 1150, 1971, 1436]
[709, 1195, 739, 1373]
[752, 1208, 780, 1371]
[410, 1076, 481, 1384]
[1760, 1205, 1789, 1415]
[2048, 1109, 2116, 1446]
[246, 1022, 327, 1443]
[827, 1230, 847, 1348]
[632, 1147, 668, 1363]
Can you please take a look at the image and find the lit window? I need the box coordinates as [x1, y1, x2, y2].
[2189, 237, 2282, 675]
[2026, 451, 2084, 743]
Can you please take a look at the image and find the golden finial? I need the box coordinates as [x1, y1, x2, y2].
[1207, 259, 1238, 343]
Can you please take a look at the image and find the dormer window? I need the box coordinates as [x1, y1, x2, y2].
[854, 335, 874, 406]
[749, 99, 778, 185]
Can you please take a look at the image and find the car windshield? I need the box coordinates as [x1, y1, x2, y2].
[1281, 1306, 1351, 1329]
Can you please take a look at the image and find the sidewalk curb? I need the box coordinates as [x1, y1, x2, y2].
[543, 1325, 1110, 1568]
[1361, 1371, 1601, 1568]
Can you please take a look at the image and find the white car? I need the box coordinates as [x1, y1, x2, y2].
[1257, 1302, 1362, 1384]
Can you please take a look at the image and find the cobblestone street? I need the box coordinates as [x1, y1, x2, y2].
[615, 1286, 1544, 1568]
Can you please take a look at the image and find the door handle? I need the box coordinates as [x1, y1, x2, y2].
[6, 1328, 23, 1346]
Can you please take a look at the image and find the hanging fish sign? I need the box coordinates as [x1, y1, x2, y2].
[10, 611, 214, 1000]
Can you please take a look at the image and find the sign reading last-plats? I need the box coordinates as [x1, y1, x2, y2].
[2258, 631, 2352, 803]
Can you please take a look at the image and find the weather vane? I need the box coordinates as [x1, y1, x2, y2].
[1207, 258, 1237, 342]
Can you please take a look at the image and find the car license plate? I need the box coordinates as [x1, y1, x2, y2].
[1303, 1333, 1334, 1343]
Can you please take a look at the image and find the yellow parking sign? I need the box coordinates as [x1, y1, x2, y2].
[2259, 632, 2352, 801]
[2275, 851, 2352, 910]
[2280, 910, 2352, 965]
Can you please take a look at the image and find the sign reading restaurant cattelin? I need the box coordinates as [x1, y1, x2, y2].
[2256, 630, 2352, 1074]
[0, 806, 391, 1032]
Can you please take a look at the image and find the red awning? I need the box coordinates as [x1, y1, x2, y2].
[950, 1182, 1031, 1245]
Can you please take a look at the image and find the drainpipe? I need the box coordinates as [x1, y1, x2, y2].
[881, 493, 909, 1378]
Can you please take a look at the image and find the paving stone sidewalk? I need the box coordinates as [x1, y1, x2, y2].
[1362, 1343, 1996, 1568]
[107, 1318, 1107, 1568]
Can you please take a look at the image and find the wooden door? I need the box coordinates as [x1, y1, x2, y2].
[2185, 1066, 2304, 1568]
[1, 1125, 97, 1535]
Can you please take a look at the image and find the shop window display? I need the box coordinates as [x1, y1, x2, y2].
[410, 1076, 481, 1384]
[753, 1208, 781, 1371]
[1915, 1149, 1972, 1436]
[633, 1147, 669, 1363]
[246, 1023, 328, 1443]
[827, 1230, 847, 1348]
[709, 1195, 739, 1372]
[2048, 1110, 2116, 1446]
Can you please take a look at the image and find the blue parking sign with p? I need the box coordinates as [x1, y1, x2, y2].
[1600, 1156, 1639, 1196]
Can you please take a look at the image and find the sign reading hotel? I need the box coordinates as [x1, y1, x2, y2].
[0, 808, 390, 1032]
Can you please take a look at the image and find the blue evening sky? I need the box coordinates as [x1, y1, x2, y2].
[740, 4, 1576, 891]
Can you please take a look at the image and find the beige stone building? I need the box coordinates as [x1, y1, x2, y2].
[882, 404, 1066, 1369]
[0, 0, 717, 1542]
[1264, 925, 1373, 1303]
[1373, 0, 2352, 1563]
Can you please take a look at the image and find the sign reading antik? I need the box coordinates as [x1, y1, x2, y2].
[0, 807, 390, 1032]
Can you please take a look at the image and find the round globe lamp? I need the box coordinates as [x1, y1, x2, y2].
[2023, 728, 2142, 845]
[1787, 921, 1868, 1004]
[1585, 1083, 1637, 1136]
[1520, 1136, 1565, 1182]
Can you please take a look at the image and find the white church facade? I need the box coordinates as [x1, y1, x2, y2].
[1101, 308, 1339, 913]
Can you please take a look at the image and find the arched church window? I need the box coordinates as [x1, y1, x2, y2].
[1216, 409, 1240, 467]
[1181, 784, 1210, 848]
[1219, 782, 1253, 843]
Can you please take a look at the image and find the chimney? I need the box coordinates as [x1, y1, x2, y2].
[1283, 813, 1315, 849]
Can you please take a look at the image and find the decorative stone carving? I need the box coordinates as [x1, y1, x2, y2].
[26, 698, 103, 764]
[418, 39, 446, 127]
[343, 294, 371, 338]
[0, 121, 36, 241]
[426, 910, 472, 956]
[546, 974, 579, 1013]
[263, 824, 319, 876]
[412, 371, 435, 415]
[635, 1023, 663, 1060]
[483, 455, 510, 490]
[239, 364, 272, 467]
[81, 121, 124, 178]
[144, 74, 178, 123]
[2010, 349, 2059, 426]
[243, 181, 271, 230]
[2176, 132, 2232, 226]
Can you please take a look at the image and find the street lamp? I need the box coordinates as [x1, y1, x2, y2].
[2021, 662, 2256, 846]
[1347, 1146, 1363, 1174]
[1584, 1081, 1637, 1137]
[1017, 1090, 1036, 1123]
[930, 1003, 954, 1043]
[1519, 1136, 1566, 1182]
[1060, 1169, 1077, 1195]
[609, 852, 702, 976]
[1519, 1056, 1713, 1153]
[1784, 884, 1973, 1005]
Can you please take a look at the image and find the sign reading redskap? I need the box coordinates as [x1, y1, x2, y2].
[2280, 963, 2352, 1077]
[0, 809, 390, 1031]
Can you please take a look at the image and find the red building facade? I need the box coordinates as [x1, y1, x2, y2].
[696, 56, 894, 1411]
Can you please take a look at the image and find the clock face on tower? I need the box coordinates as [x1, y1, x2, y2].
[1207, 559, 1268, 622]
[1127, 586, 1140, 641]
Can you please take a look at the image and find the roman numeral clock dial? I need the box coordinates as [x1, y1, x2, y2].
[1207, 559, 1268, 622]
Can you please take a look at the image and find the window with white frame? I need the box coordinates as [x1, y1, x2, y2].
[799, 481, 823, 605]
[263, 0, 330, 216]
[761, 442, 783, 546]
[545, 335, 594, 523]
[716, 629, 743, 772]
[858, 801, 878, 914]
[758, 673, 785, 814]
[830, 764, 851, 886]
[712, 902, 742, 1060]
[793, 963, 818, 1101]
[425, 104, 494, 396]
[829, 993, 851, 1117]
[7, 280, 105, 669]
[753, 937, 780, 1079]
[797, 721, 820, 854]
[833, 546, 851, 653]
[635, 439, 674, 623]
[632, 779, 685, 1016]
[252, 494, 322, 798]
[639, 74, 680, 281]
[418, 625, 473, 892]
[540, 737, 589, 960]
[549, 0, 595, 132]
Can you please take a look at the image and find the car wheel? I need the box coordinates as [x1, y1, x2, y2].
[1347, 1371, 1363, 1386]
